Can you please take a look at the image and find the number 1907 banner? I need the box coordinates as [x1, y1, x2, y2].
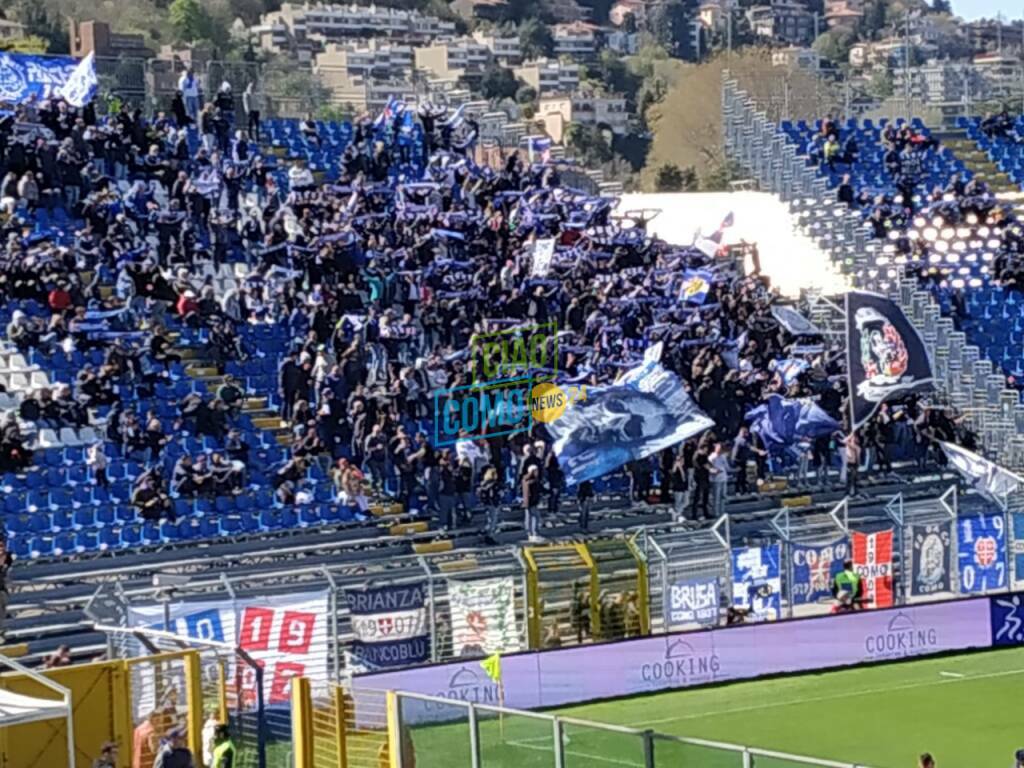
[128, 591, 329, 705]
[958, 512, 1008, 593]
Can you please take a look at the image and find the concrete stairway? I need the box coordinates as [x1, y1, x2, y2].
[937, 128, 1024, 217]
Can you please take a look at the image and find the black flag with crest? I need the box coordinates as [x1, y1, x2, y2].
[845, 290, 933, 429]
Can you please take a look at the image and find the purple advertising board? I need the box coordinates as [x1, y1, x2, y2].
[358, 597, 993, 723]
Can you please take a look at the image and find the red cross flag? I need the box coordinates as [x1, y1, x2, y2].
[852, 529, 895, 608]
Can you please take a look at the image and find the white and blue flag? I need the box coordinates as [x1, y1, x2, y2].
[545, 360, 713, 484]
[731, 544, 781, 621]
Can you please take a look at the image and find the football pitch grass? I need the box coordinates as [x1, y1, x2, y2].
[406, 646, 1024, 768]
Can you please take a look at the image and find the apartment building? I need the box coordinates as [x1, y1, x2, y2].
[538, 90, 628, 143]
[254, 3, 457, 55]
[316, 40, 414, 80]
[552, 22, 598, 59]
[69, 19, 153, 59]
[415, 37, 491, 81]
[514, 58, 581, 95]
[0, 19, 26, 41]
[745, 0, 815, 46]
[472, 31, 523, 66]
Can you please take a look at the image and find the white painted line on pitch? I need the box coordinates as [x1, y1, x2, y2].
[939, 671, 964, 678]
[626, 667, 1024, 729]
[504, 738, 642, 766]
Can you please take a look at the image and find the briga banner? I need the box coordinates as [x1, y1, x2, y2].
[344, 582, 430, 671]
[447, 577, 521, 657]
[910, 522, 952, 597]
[664, 577, 720, 630]
[852, 529, 894, 608]
[731, 545, 781, 622]
[958, 511, 1008, 594]
[791, 539, 849, 605]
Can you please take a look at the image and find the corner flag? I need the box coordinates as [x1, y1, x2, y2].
[480, 653, 502, 683]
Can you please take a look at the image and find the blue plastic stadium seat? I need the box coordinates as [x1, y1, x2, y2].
[73, 508, 95, 529]
[98, 527, 120, 550]
[76, 530, 98, 553]
[53, 532, 75, 555]
[121, 525, 142, 546]
[298, 505, 319, 527]
[142, 522, 161, 544]
[31, 536, 54, 558]
[200, 517, 220, 538]
[10, 536, 30, 559]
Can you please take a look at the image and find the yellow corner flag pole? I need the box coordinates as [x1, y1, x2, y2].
[480, 652, 504, 740]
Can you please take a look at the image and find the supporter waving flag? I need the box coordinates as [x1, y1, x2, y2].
[545, 361, 714, 484]
[845, 291, 933, 429]
[679, 269, 712, 305]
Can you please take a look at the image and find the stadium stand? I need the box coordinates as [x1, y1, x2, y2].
[0, 93, 988, 675]
[783, 115, 1024, 394]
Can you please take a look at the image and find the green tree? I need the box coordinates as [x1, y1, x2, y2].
[264, 65, 330, 117]
[867, 68, 894, 100]
[169, 0, 214, 42]
[654, 163, 696, 191]
[0, 34, 49, 53]
[861, 0, 887, 39]
[519, 17, 554, 60]
[646, 0, 700, 61]
[478, 64, 519, 100]
[515, 84, 538, 105]
[812, 29, 855, 65]
[567, 123, 613, 165]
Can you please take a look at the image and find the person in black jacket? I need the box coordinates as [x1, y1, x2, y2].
[690, 445, 711, 520]
[522, 464, 542, 542]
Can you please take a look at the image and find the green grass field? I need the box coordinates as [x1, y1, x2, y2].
[406, 647, 1024, 768]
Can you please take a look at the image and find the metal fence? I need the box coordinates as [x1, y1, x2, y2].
[96, 625, 269, 768]
[386, 690, 871, 768]
[85, 484, 1024, 698]
[721, 72, 1024, 473]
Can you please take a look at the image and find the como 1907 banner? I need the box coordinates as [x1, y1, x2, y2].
[958, 511, 1008, 593]
[852, 529, 894, 608]
[791, 539, 849, 605]
[128, 591, 329, 706]
[344, 582, 430, 671]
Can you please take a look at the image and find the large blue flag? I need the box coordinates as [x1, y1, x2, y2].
[745, 394, 839, 448]
[0, 52, 98, 106]
[545, 361, 714, 484]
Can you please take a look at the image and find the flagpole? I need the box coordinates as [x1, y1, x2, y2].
[844, 291, 856, 433]
[498, 677, 505, 741]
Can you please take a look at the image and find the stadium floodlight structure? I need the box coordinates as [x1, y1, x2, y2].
[0, 652, 76, 768]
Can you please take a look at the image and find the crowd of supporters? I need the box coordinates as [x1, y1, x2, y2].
[0, 91, 978, 547]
